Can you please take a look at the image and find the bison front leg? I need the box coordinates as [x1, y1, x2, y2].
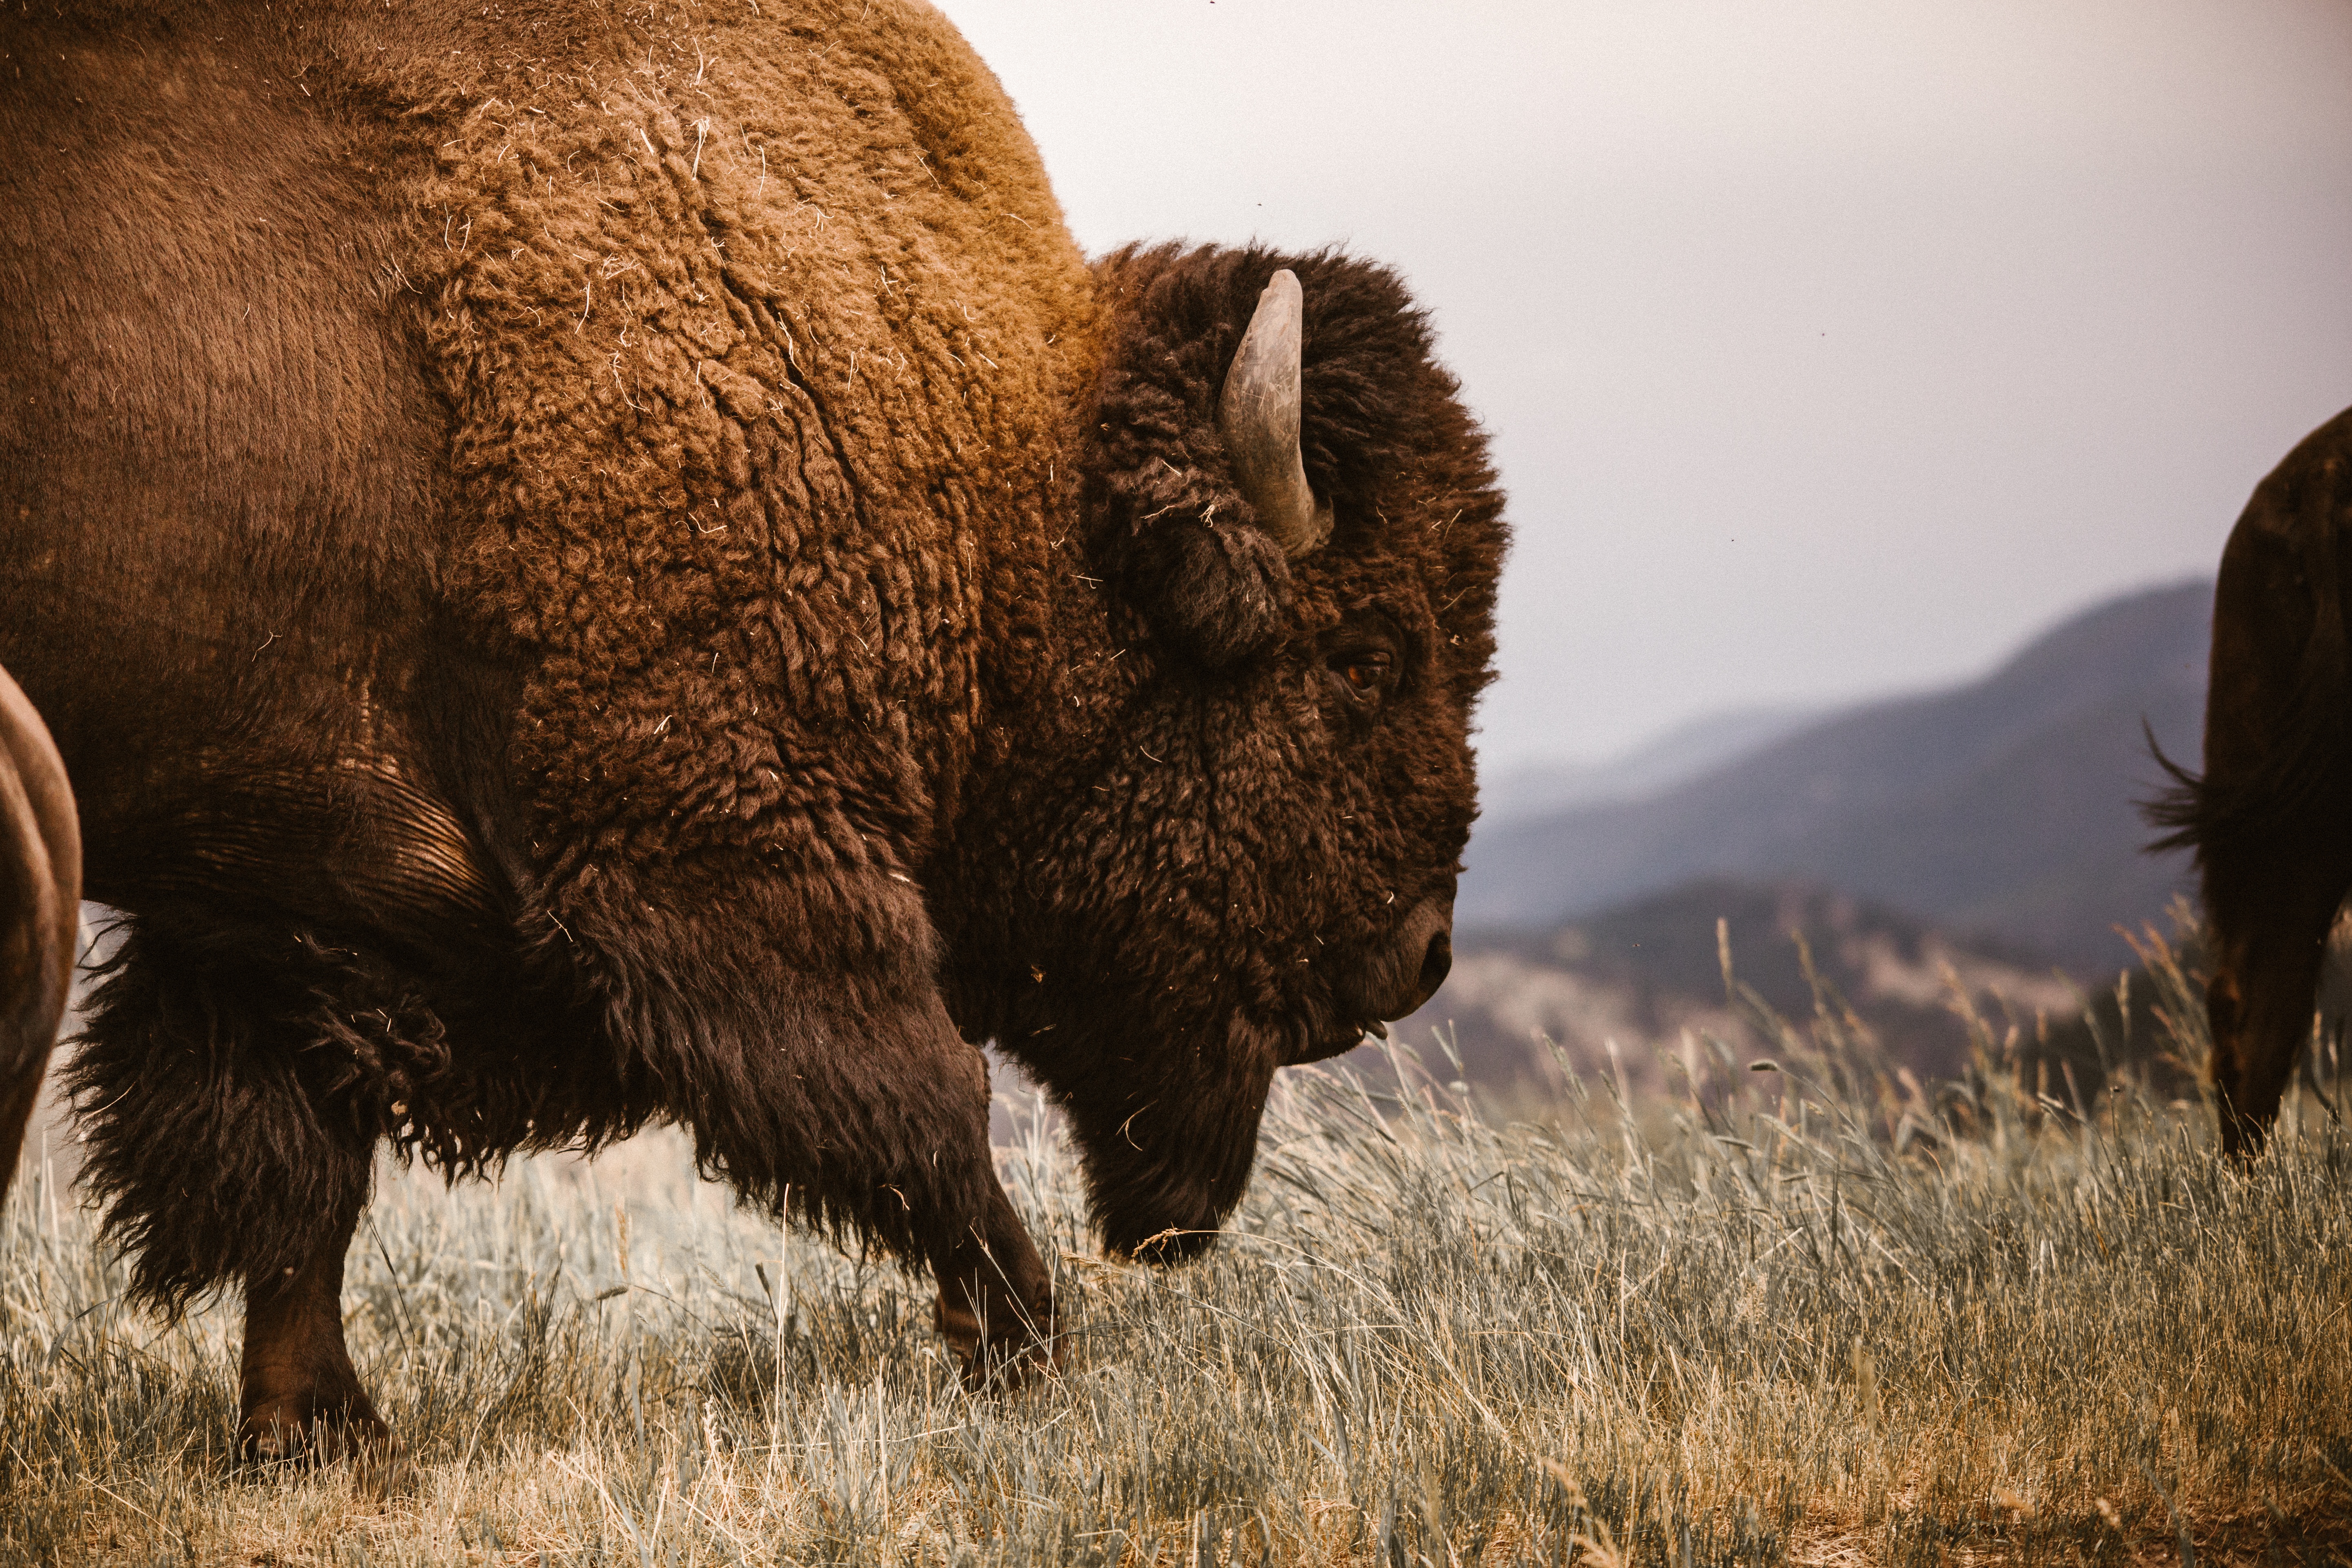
[576, 862, 1061, 1387]
[2198, 822, 2352, 1154]
[706, 1011, 1058, 1385]
[931, 1176, 1059, 1388]
[239, 1203, 391, 1466]
[2204, 887, 2345, 1157]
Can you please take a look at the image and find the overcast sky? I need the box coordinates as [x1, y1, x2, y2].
[943, 0, 2352, 771]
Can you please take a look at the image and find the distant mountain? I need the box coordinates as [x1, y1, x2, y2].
[1479, 704, 1824, 822]
[1461, 580, 2210, 976]
[1390, 878, 2087, 1098]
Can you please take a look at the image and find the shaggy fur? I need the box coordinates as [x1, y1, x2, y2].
[2147, 405, 2352, 1152]
[0, 0, 1507, 1446]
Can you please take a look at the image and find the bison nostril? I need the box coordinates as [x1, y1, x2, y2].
[1417, 929, 1452, 997]
[1363, 898, 1454, 1026]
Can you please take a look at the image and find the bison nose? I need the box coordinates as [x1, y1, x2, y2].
[1376, 896, 1455, 1019]
[1418, 927, 1453, 999]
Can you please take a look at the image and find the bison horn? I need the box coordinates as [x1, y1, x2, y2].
[1217, 269, 1332, 558]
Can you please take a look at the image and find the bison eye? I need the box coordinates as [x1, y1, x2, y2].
[1330, 650, 1396, 704]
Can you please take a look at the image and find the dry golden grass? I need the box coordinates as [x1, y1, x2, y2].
[4, 927, 2349, 1566]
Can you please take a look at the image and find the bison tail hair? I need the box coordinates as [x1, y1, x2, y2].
[2142, 677, 2352, 869]
[2141, 717, 2210, 857]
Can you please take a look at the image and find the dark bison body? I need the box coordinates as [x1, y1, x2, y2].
[0, 663, 78, 1197]
[2152, 406, 2352, 1153]
[0, 1, 1505, 1457]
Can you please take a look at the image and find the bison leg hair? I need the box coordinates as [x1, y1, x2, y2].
[67, 923, 385, 1308]
[555, 857, 1060, 1380]
[239, 1200, 390, 1466]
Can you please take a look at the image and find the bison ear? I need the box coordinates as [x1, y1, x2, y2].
[1109, 506, 1294, 666]
[1089, 266, 1332, 665]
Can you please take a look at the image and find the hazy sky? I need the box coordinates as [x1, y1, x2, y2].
[943, 0, 2352, 770]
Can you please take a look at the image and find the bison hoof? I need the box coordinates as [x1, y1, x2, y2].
[237, 1399, 395, 1477]
[934, 1292, 1062, 1391]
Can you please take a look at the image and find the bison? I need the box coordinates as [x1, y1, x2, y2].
[0, 0, 1506, 1460]
[2150, 405, 2352, 1154]
[0, 663, 79, 1201]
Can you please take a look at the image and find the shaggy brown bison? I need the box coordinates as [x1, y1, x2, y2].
[0, 0, 1505, 1459]
[0, 663, 79, 1203]
[2151, 405, 2352, 1154]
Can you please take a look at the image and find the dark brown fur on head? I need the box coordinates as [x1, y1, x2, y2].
[938, 243, 1506, 1258]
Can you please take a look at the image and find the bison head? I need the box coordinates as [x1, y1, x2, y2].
[940, 245, 1504, 1260]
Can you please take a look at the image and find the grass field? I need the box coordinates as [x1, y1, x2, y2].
[4, 927, 2350, 1567]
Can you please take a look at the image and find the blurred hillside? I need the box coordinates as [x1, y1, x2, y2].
[1463, 579, 2210, 978]
[1477, 704, 1823, 822]
[1390, 877, 2107, 1099]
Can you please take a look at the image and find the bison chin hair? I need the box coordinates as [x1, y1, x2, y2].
[1043, 1019, 1282, 1264]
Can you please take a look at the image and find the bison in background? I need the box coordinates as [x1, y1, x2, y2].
[0, 0, 1504, 1461]
[2152, 405, 2352, 1153]
[0, 664, 79, 1201]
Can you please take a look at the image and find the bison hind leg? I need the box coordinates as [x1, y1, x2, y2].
[65, 918, 410, 1463]
[0, 659, 78, 1206]
[238, 1196, 393, 1475]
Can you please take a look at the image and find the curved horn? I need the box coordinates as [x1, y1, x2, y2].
[1217, 269, 1332, 557]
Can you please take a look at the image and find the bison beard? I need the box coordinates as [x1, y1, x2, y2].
[2, 0, 1504, 1462]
